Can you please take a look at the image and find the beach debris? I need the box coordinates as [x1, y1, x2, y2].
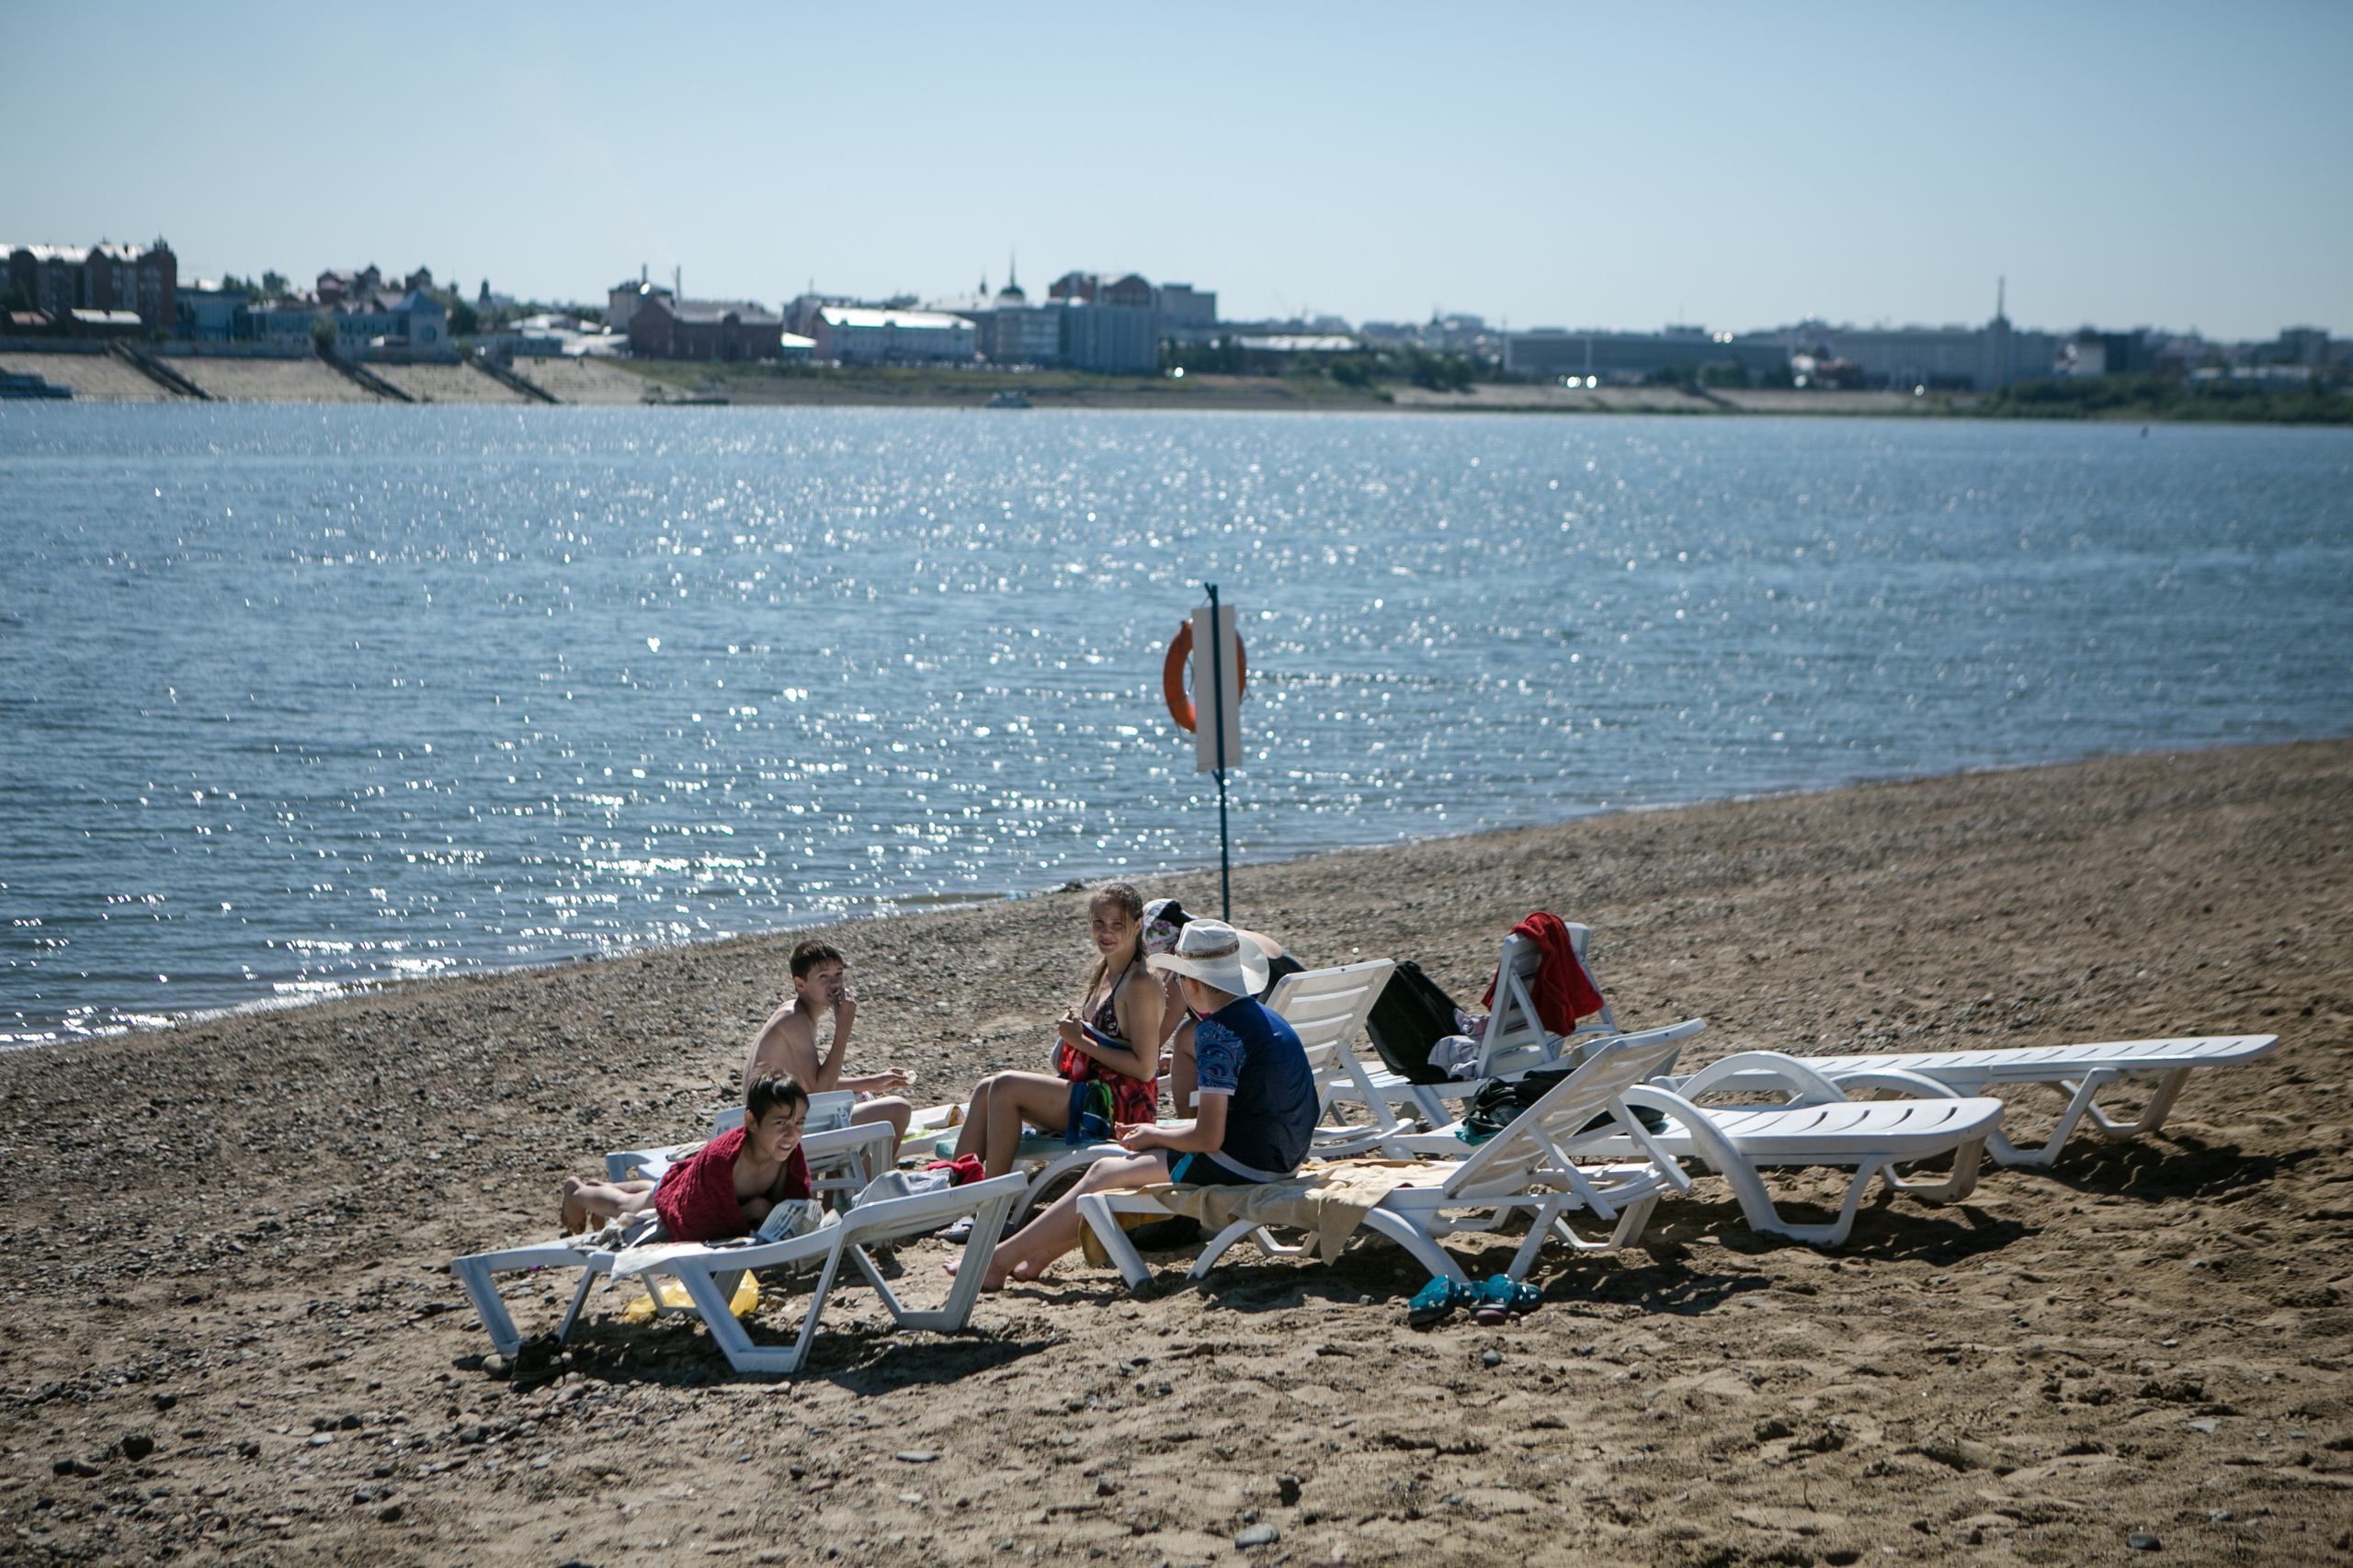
[2209, 1510, 2234, 1523]
[895, 1450, 940, 1463]
[2127, 1532, 2162, 1551]
[1236, 1524, 1280, 1549]
[1277, 1475, 1302, 1506]
[152, 1392, 178, 1412]
[379, 1504, 404, 1523]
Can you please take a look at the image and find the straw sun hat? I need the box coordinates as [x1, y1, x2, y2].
[1144, 918, 1268, 998]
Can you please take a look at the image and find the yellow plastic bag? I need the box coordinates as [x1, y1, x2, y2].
[622, 1273, 760, 1324]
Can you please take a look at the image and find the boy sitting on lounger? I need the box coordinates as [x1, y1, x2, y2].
[946, 920, 1316, 1290]
[560, 1074, 813, 1239]
[746, 939, 913, 1146]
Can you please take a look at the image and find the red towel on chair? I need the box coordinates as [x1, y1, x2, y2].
[1479, 911, 1607, 1036]
[925, 1153, 985, 1187]
[653, 1126, 812, 1244]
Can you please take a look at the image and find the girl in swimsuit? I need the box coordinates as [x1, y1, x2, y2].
[949, 883, 1164, 1178]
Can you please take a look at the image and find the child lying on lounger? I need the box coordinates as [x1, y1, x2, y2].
[945, 920, 1316, 1290]
[559, 1074, 811, 1239]
[746, 939, 914, 1147]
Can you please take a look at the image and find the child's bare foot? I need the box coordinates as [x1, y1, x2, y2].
[560, 1176, 587, 1234]
[941, 1253, 1013, 1291]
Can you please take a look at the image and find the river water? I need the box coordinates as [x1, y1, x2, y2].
[3, 404, 2347, 1043]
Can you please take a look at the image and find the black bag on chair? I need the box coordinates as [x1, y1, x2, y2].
[1364, 960, 1465, 1085]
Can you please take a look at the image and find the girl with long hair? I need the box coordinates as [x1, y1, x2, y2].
[948, 883, 1163, 1179]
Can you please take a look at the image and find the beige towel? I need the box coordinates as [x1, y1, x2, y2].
[1136, 1159, 1436, 1263]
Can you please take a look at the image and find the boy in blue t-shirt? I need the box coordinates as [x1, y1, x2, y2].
[943, 919, 1318, 1290]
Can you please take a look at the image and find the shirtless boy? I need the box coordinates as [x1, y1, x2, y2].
[745, 940, 913, 1146]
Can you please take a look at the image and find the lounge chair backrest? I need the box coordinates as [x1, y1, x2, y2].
[1444, 1023, 1696, 1201]
[1266, 959, 1396, 1105]
[1479, 925, 1619, 1078]
[712, 1089, 854, 1139]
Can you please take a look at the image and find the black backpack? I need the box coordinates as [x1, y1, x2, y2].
[1364, 960, 1467, 1085]
[1462, 1065, 1670, 1141]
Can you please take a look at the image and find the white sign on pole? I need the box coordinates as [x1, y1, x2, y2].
[1190, 600, 1242, 776]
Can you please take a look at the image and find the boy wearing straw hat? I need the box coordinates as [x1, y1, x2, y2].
[945, 920, 1316, 1290]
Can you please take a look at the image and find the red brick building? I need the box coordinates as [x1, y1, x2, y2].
[627, 297, 785, 360]
[5, 238, 176, 333]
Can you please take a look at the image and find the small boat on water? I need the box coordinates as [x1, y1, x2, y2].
[983, 390, 1031, 409]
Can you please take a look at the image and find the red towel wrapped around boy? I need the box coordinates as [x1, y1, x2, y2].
[653, 1127, 812, 1244]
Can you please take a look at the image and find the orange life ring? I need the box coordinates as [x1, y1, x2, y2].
[1161, 618, 1248, 733]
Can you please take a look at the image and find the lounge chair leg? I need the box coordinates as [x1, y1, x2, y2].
[2085, 1067, 2188, 1140]
[1189, 1220, 1266, 1279]
[1988, 1070, 2120, 1169]
[906, 1187, 1023, 1332]
[1604, 1194, 1659, 1250]
[1357, 1207, 1472, 1285]
[1882, 1138, 1984, 1203]
[1075, 1194, 1154, 1290]
[451, 1257, 523, 1358]
[555, 1267, 598, 1342]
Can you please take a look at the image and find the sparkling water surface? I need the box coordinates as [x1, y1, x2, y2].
[3, 405, 2347, 1043]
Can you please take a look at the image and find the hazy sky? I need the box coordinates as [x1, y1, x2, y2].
[7, 2, 2347, 339]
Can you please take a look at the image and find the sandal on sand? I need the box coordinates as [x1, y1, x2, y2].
[1476, 1275, 1544, 1314]
[1408, 1277, 1472, 1327]
[937, 1216, 1017, 1246]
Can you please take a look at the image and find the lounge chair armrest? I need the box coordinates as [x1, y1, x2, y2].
[1665, 1051, 1848, 1106]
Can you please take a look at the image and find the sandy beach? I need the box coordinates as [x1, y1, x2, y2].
[3, 738, 2348, 1567]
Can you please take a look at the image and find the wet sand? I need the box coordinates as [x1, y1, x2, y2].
[3, 739, 2348, 1566]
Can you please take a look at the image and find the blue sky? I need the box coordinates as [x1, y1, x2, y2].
[6, 2, 2347, 339]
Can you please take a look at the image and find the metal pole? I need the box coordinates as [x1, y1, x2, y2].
[1206, 582, 1231, 921]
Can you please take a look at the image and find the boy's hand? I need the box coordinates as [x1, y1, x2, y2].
[1116, 1121, 1163, 1152]
[830, 987, 857, 1031]
[870, 1067, 911, 1091]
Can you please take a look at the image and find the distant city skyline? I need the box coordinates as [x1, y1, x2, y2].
[6, 1, 2347, 342]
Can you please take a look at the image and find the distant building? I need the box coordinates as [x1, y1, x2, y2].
[1503, 327, 1784, 382]
[333, 290, 451, 357]
[176, 282, 251, 341]
[315, 267, 379, 306]
[1065, 299, 1156, 374]
[1154, 282, 1216, 333]
[608, 279, 674, 335]
[813, 306, 976, 365]
[629, 297, 787, 360]
[6, 238, 176, 333]
[1807, 317, 2057, 391]
[1233, 335, 1359, 373]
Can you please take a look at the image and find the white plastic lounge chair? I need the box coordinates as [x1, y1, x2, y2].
[1076, 1024, 1699, 1290]
[451, 1172, 1028, 1377]
[1596, 1052, 2005, 1246]
[1260, 959, 1416, 1157]
[1322, 925, 1653, 1126]
[1670, 1034, 2280, 1169]
[1382, 1049, 2005, 1247]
